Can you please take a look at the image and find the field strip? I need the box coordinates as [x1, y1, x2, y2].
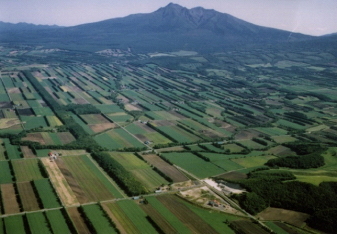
[86, 154, 127, 198]
[41, 157, 80, 207]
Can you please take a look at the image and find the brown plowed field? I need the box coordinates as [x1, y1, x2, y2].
[1, 183, 21, 214]
[56, 159, 89, 204]
[16, 182, 40, 211]
[21, 133, 45, 144]
[67, 207, 91, 234]
[142, 154, 188, 182]
[101, 203, 132, 234]
[41, 158, 79, 207]
[257, 207, 309, 227]
[89, 123, 116, 133]
[57, 132, 76, 144]
[20, 146, 36, 158]
[157, 195, 218, 234]
[140, 203, 177, 234]
[102, 202, 139, 234]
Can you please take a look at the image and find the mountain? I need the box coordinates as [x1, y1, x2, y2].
[0, 3, 313, 53]
[0, 21, 61, 32]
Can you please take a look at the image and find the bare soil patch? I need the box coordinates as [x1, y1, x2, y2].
[56, 150, 88, 156]
[267, 145, 296, 157]
[156, 146, 185, 153]
[124, 104, 142, 111]
[135, 121, 155, 132]
[0, 118, 21, 129]
[58, 132, 76, 144]
[101, 203, 130, 234]
[134, 134, 148, 142]
[73, 98, 89, 104]
[20, 146, 36, 158]
[16, 182, 40, 211]
[152, 120, 175, 127]
[89, 123, 116, 133]
[67, 207, 92, 234]
[235, 129, 261, 140]
[257, 207, 310, 227]
[7, 87, 21, 94]
[167, 110, 186, 119]
[56, 158, 89, 204]
[142, 154, 188, 182]
[21, 133, 45, 145]
[0, 102, 13, 108]
[41, 158, 79, 207]
[1, 183, 21, 214]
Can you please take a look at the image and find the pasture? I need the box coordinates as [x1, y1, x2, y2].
[109, 152, 169, 190]
[95, 128, 145, 150]
[59, 155, 123, 201]
[12, 158, 46, 182]
[81, 204, 118, 234]
[161, 152, 225, 178]
[17, 182, 40, 211]
[26, 212, 53, 234]
[141, 154, 189, 182]
[45, 209, 73, 234]
[34, 179, 61, 208]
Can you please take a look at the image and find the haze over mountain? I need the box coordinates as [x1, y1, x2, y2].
[0, 3, 316, 53]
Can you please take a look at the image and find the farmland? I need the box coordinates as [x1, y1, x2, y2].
[0, 38, 337, 233]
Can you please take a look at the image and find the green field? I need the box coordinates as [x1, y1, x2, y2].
[161, 152, 225, 178]
[81, 204, 118, 234]
[3, 139, 21, 159]
[3, 215, 26, 234]
[95, 128, 145, 150]
[0, 161, 13, 184]
[12, 159, 45, 182]
[117, 200, 158, 234]
[146, 196, 191, 233]
[26, 212, 53, 234]
[157, 125, 201, 143]
[34, 179, 61, 209]
[232, 155, 277, 168]
[109, 152, 169, 190]
[62, 155, 123, 200]
[45, 209, 73, 234]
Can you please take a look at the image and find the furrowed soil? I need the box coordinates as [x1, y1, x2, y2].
[16, 182, 40, 211]
[257, 207, 309, 227]
[67, 207, 91, 234]
[89, 123, 116, 133]
[101, 203, 129, 234]
[55, 158, 89, 204]
[142, 154, 189, 182]
[157, 195, 218, 234]
[21, 133, 45, 144]
[57, 132, 76, 144]
[20, 146, 36, 158]
[41, 157, 79, 206]
[1, 183, 21, 214]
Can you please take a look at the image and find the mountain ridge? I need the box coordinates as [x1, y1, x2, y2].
[0, 3, 317, 53]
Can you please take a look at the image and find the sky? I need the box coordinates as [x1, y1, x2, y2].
[1, 0, 337, 36]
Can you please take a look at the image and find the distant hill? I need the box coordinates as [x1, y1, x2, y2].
[0, 21, 61, 32]
[0, 3, 314, 52]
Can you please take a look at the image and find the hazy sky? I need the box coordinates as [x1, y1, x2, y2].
[1, 0, 336, 36]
